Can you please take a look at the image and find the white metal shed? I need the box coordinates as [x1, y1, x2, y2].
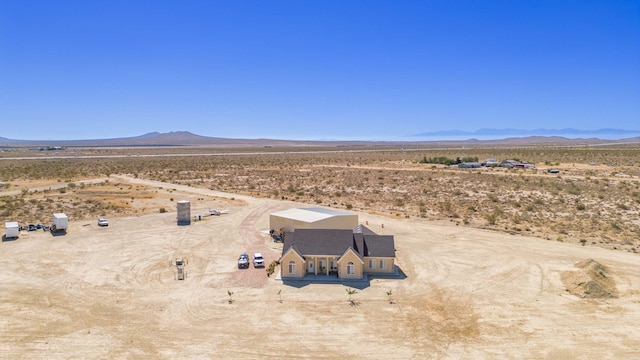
[52, 213, 68, 231]
[5, 221, 19, 238]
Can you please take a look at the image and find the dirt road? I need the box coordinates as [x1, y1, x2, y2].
[1, 176, 638, 359]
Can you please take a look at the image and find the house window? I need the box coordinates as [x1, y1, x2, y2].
[288, 261, 296, 275]
[380, 260, 387, 269]
[330, 260, 337, 271]
[369, 259, 376, 269]
[347, 262, 355, 275]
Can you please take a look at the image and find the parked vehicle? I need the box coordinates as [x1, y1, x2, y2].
[28, 224, 37, 231]
[98, 218, 109, 227]
[237, 253, 249, 269]
[253, 253, 265, 268]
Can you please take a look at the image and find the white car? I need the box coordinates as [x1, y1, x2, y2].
[253, 253, 265, 268]
[98, 218, 109, 227]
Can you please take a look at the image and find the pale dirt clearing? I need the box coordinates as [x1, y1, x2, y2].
[1, 176, 639, 359]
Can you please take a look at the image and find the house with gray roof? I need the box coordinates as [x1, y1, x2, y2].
[279, 225, 395, 280]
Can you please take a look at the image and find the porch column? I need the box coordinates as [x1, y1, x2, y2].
[325, 257, 329, 275]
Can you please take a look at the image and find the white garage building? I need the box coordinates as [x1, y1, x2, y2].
[270, 208, 358, 233]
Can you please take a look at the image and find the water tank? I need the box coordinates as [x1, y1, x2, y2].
[177, 200, 191, 225]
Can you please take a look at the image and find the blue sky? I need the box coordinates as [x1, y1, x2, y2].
[1, 1, 638, 141]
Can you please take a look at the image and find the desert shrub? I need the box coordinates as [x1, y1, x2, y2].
[610, 222, 622, 232]
[617, 203, 629, 210]
[419, 156, 456, 165]
[486, 213, 497, 225]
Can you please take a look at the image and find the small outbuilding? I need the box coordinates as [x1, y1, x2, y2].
[5, 222, 19, 238]
[52, 213, 68, 232]
[177, 200, 191, 225]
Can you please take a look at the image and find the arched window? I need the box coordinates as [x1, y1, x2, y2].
[347, 262, 355, 275]
[288, 261, 296, 275]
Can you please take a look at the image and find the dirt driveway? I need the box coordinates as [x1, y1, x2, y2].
[1, 176, 639, 359]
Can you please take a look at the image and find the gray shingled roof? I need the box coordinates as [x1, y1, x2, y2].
[282, 228, 395, 258]
[284, 229, 353, 256]
[362, 235, 395, 257]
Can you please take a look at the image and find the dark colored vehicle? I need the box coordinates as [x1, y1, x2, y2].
[27, 224, 37, 231]
[237, 253, 249, 269]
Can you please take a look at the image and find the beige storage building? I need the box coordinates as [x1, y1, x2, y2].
[270, 208, 358, 233]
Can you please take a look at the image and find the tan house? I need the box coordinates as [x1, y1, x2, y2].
[279, 225, 395, 280]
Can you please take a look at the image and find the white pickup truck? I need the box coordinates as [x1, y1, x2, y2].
[253, 253, 265, 268]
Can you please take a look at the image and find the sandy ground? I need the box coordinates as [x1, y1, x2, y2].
[1, 177, 639, 359]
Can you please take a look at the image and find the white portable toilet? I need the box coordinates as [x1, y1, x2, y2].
[5, 222, 19, 238]
[177, 200, 191, 225]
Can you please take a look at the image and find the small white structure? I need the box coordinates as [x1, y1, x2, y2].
[52, 213, 68, 231]
[177, 200, 191, 225]
[5, 222, 19, 238]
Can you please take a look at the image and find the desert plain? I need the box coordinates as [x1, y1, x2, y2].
[1, 143, 640, 359]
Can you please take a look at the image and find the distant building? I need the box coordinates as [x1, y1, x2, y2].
[501, 160, 535, 169]
[458, 162, 482, 169]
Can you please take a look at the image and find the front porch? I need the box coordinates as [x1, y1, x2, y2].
[305, 256, 339, 276]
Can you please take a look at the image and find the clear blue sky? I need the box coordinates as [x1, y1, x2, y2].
[1, 1, 638, 140]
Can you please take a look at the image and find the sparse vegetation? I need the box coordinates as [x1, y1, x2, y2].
[1, 144, 639, 251]
[346, 287, 358, 305]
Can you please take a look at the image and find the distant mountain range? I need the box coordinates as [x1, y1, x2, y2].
[415, 128, 640, 138]
[0, 131, 231, 146]
[1, 130, 640, 148]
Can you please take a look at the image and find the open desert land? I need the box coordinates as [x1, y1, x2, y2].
[1, 144, 640, 358]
